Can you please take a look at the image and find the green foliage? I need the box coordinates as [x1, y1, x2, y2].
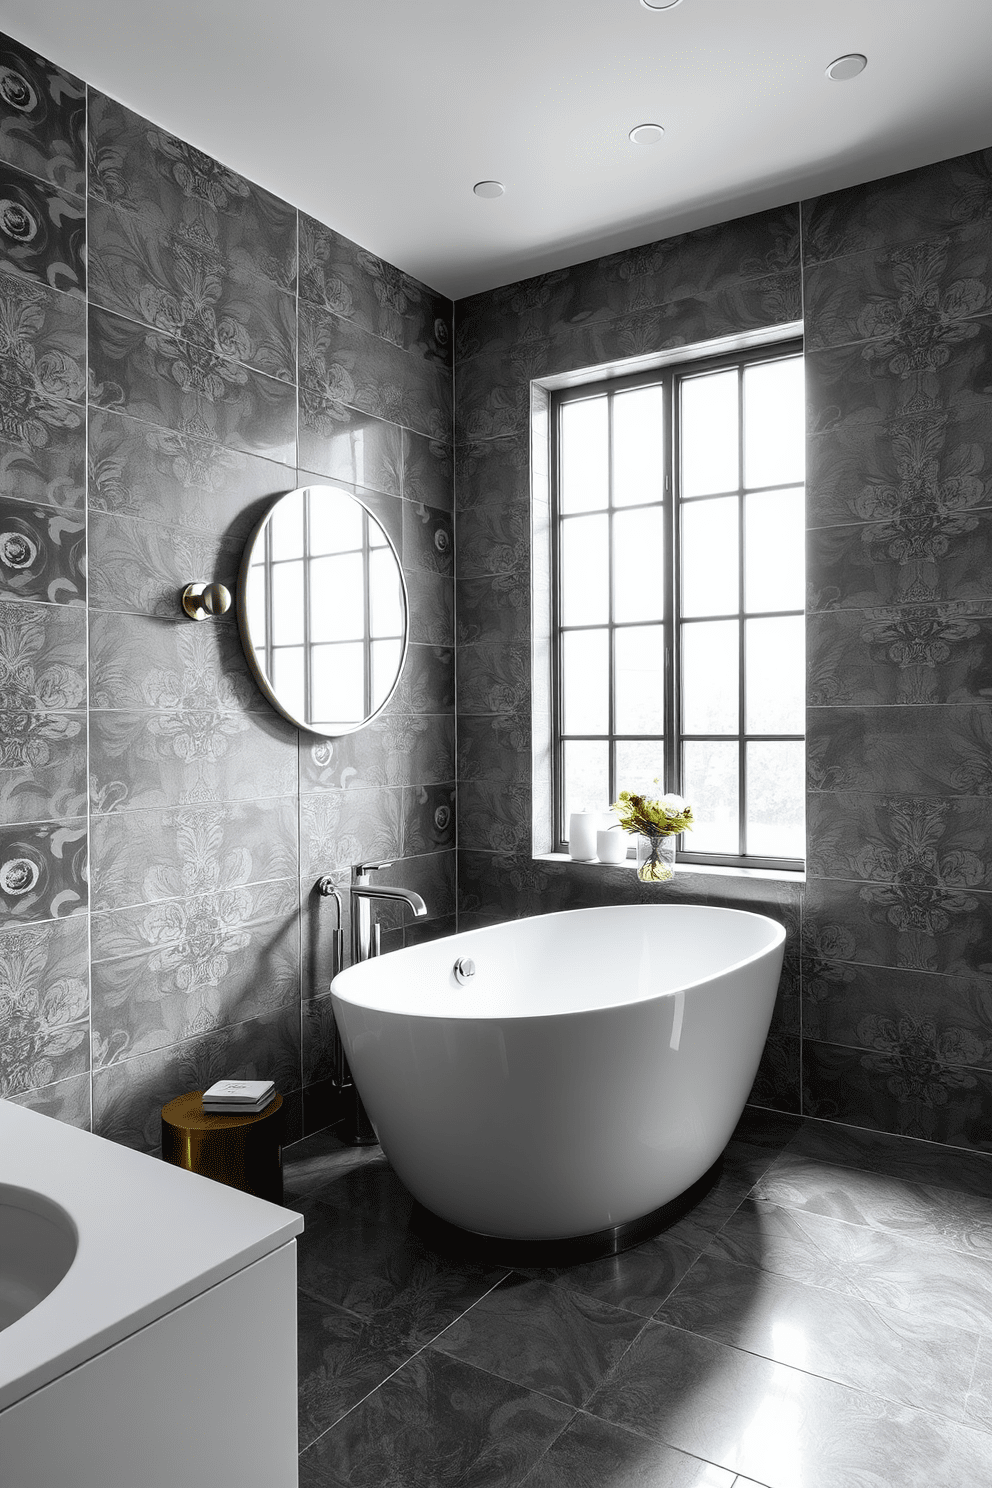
[612, 781, 694, 838]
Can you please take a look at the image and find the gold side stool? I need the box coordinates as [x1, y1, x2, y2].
[161, 1091, 284, 1204]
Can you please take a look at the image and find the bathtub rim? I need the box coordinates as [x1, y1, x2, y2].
[331, 902, 787, 1020]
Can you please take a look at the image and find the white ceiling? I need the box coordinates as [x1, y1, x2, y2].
[4, 0, 992, 299]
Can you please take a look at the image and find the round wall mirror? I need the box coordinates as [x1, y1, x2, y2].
[237, 485, 408, 736]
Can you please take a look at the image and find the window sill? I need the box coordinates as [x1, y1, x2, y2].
[534, 852, 805, 886]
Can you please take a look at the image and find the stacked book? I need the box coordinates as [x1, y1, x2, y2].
[202, 1079, 276, 1115]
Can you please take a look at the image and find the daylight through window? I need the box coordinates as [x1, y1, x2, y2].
[553, 343, 805, 869]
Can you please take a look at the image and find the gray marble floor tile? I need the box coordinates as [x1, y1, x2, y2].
[710, 1196, 992, 1334]
[965, 1335, 992, 1433]
[520, 1236, 703, 1320]
[299, 1349, 572, 1488]
[756, 1153, 992, 1259]
[586, 1320, 992, 1488]
[429, 1272, 646, 1408]
[782, 1117, 992, 1199]
[297, 1287, 412, 1452]
[656, 1248, 980, 1418]
[520, 1412, 734, 1488]
[284, 1137, 417, 1227]
[295, 1197, 506, 1350]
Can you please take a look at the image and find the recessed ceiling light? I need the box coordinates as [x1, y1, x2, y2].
[629, 123, 665, 144]
[826, 53, 867, 80]
[473, 180, 504, 198]
[641, 0, 683, 9]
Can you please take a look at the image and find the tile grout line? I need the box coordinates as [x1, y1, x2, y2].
[84, 78, 94, 1134]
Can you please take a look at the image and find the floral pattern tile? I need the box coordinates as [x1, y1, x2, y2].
[10, 1069, 90, 1127]
[90, 878, 300, 1067]
[0, 389, 84, 511]
[0, 267, 86, 401]
[0, 163, 84, 295]
[802, 875, 992, 978]
[90, 1003, 301, 1152]
[88, 406, 292, 541]
[0, 913, 88, 1097]
[300, 213, 451, 363]
[0, 817, 86, 921]
[299, 300, 452, 445]
[88, 305, 297, 467]
[300, 712, 455, 792]
[88, 609, 263, 712]
[806, 792, 992, 889]
[86, 509, 242, 618]
[88, 196, 297, 382]
[0, 32, 85, 195]
[89, 708, 298, 813]
[808, 606, 992, 706]
[90, 796, 298, 913]
[88, 91, 297, 292]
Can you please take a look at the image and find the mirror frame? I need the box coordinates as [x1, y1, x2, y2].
[236, 484, 410, 737]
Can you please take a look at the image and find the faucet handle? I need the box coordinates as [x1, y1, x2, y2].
[352, 860, 393, 879]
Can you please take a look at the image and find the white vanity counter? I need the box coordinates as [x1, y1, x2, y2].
[0, 1099, 303, 1411]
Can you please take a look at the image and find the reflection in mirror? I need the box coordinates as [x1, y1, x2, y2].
[238, 485, 408, 736]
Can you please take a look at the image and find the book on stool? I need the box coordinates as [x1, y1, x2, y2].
[202, 1079, 276, 1114]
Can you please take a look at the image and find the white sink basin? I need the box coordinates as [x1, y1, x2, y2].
[0, 1184, 77, 1332]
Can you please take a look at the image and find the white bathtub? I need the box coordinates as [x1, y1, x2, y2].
[331, 903, 786, 1241]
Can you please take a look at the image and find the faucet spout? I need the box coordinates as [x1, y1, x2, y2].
[351, 884, 428, 917]
[349, 863, 430, 963]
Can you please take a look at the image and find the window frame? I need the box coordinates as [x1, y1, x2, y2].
[550, 336, 805, 871]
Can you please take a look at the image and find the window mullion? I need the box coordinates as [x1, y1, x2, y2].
[665, 369, 678, 802]
[607, 394, 616, 808]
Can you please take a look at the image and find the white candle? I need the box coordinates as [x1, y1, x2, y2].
[568, 812, 600, 860]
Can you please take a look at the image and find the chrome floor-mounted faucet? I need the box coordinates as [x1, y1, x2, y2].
[350, 861, 428, 963]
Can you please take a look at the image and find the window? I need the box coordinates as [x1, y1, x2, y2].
[552, 342, 805, 869]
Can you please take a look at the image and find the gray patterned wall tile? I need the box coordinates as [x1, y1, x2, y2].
[10, 1069, 90, 1127]
[808, 607, 992, 706]
[804, 957, 992, 1070]
[0, 33, 85, 195]
[458, 780, 531, 854]
[0, 817, 86, 920]
[402, 431, 453, 512]
[88, 196, 297, 382]
[87, 92, 297, 292]
[747, 1033, 801, 1114]
[457, 639, 530, 714]
[0, 913, 88, 1097]
[0, 597, 85, 705]
[300, 213, 451, 364]
[389, 643, 454, 715]
[0, 165, 84, 295]
[0, 390, 84, 510]
[91, 878, 300, 1068]
[804, 227, 992, 354]
[802, 148, 992, 265]
[808, 514, 992, 612]
[456, 572, 531, 649]
[0, 705, 86, 824]
[0, 496, 84, 604]
[402, 500, 452, 576]
[806, 792, 992, 887]
[803, 1038, 992, 1150]
[90, 796, 298, 913]
[89, 406, 291, 541]
[405, 568, 453, 646]
[457, 498, 529, 579]
[89, 708, 298, 813]
[803, 876, 992, 977]
[86, 509, 241, 617]
[372, 848, 456, 930]
[88, 305, 297, 467]
[807, 704, 992, 797]
[299, 301, 452, 444]
[300, 712, 455, 792]
[88, 610, 261, 712]
[91, 1002, 302, 1153]
[455, 435, 528, 512]
[300, 786, 403, 878]
[298, 404, 404, 496]
[0, 269, 85, 403]
[457, 712, 531, 784]
[402, 784, 455, 856]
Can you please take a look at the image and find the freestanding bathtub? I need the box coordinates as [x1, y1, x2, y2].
[331, 903, 785, 1245]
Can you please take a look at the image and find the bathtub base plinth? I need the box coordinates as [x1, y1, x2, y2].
[410, 1157, 722, 1267]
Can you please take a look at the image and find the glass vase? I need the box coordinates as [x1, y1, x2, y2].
[636, 832, 675, 883]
